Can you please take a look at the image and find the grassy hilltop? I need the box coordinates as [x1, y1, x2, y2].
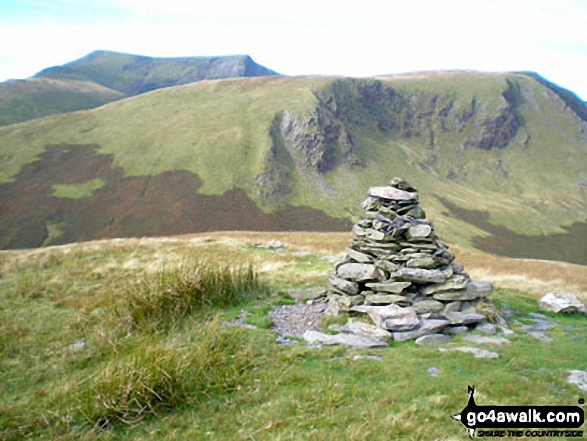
[1, 232, 586, 439]
[0, 70, 586, 263]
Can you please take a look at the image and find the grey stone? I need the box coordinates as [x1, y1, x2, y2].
[406, 257, 437, 269]
[391, 268, 447, 284]
[351, 304, 419, 331]
[393, 318, 451, 341]
[290, 251, 314, 257]
[496, 325, 516, 336]
[462, 335, 511, 345]
[353, 355, 383, 361]
[444, 311, 486, 325]
[567, 370, 587, 392]
[365, 281, 411, 294]
[442, 301, 462, 314]
[407, 224, 432, 239]
[475, 322, 497, 335]
[374, 260, 400, 273]
[325, 293, 364, 315]
[352, 224, 367, 237]
[421, 275, 469, 295]
[439, 346, 499, 359]
[365, 228, 386, 241]
[345, 247, 374, 262]
[445, 325, 469, 335]
[368, 185, 416, 201]
[303, 330, 388, 348]
[412, 299, 444, 314]
[527, 331, 553, 343]
[428, 367, 440, 377]
[365, 293, 410, 305]
[538, 291, 586, 314]
[328, 274, 359, 295]
[66, 341, 86, 352]
[466, 280, 494, 296]
[337, 263, 382, 281]
[415, 334, 450, 346]
[267, 240, 284, 250]
[329, 318, 392, 341]
[287, 286, 326, 302]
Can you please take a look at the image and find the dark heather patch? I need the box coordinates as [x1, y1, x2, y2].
[440, 198, 587, 265]
[0, 144, 351, 249]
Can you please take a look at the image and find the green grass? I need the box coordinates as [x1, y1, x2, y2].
[51, 178, 106, 198]
[1, 236, 585, 439]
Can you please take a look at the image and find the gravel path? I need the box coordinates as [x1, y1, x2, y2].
[268, 302, 327, 338]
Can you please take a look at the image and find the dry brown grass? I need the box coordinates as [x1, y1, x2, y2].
[186, 232, 587, 301]
[2, 231, 585, 303]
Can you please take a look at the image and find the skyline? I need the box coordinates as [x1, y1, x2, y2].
[1, 0, 586, 100]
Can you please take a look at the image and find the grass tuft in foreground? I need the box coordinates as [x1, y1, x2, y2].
[124, 264, 265, 331]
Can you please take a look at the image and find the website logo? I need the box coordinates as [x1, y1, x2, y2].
[452, 386, 585, 438]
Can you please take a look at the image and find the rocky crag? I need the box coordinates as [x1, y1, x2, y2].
[322, 178, 500, 344]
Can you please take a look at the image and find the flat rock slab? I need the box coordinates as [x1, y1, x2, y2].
[329, 318, 392, 341]
[415, 334, 450, 346]
[337, 263, 382, 281]
[567, 370, 587, 392]
[421, 275, 468, 295]
[352, 304, 419, 331]
[444, 311, 486, 325]
[365, 281, 411, 294]
[439, 346, 499, 359]
[393, 318, 451, 342]
[353, 354, 383, 361]
[463, 335, 511, 345]
[539, 291, 586, 314]
[328, 274, 359, 295]
[475, 322, 497, 335]
[303, 330, 388, 348]
[407, 224, 431, 239]
[526, 331, 553, 343]
[391, 268, 446, 284]
[368, 186, 416, 201]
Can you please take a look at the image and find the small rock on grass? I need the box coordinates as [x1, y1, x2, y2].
[567, 370, 587, 392]
[353, 354, 383, 361]
[463, 335, 511, 346]
[439, 346, 499, 359]
[415, 334, 450, 346]
[303, 330, 388, 349]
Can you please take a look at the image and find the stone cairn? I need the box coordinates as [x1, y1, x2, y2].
[326, 178, 497, 343]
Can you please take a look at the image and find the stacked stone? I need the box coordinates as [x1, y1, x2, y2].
[327, 178, 496, 342]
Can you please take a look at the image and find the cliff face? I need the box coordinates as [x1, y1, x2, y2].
[266, 78, 524, 182]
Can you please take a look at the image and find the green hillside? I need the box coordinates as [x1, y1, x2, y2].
[0, 77, 125, 126]
[0, 51, 279, 126]
[0, 72, 586, 262]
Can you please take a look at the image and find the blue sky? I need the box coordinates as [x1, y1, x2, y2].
[1, 0, 586, 99]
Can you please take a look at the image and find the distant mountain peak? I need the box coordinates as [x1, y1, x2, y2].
[33, 51, 280, 95]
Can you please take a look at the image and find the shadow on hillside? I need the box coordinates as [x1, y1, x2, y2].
[440, 198, 587, 265]
[0, 144, 351, 249]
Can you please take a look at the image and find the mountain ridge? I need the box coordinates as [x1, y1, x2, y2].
[0, 71, 586, 263]
[0, 51, 279, 126]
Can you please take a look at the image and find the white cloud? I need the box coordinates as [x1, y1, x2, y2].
[0, 0, 585, 99]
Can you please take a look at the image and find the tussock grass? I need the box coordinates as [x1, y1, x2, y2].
[124, 264, 265, 331]
[73, 319, 260, 430]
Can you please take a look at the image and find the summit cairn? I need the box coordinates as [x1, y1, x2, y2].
[326, 178, 497, 342]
